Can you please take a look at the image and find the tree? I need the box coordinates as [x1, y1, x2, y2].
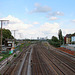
[0, 28, 14, 44]
[58, 29, 63, 45]
[52, 36, 59, 42]
[48, 36, 60, 47]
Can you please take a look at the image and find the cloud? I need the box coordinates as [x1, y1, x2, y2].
[1, 15, 74, 39]
[55, 11, 64, 16]
[31, 3, 51, 13]
[48, 11, 64, 16]
[71, 19, 75, 23]
[33, 22, 39, 24]
[49, 17, 59, 20]
[62, 29, 75, 36]
[1, 15, 33, 39]
[34, 3, 40, 7]
[16, 22, 60, 39]
[39, 22, 60, 37]
[1, 15, 33, 30]
[27, 22, 60, 39]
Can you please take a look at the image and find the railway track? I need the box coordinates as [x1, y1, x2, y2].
[32, 45, 60, 75]
[2, 45, 32, 75]
[31, 46, 50, 75]
[46, 45, 75, 70]
[46, 43, 75, 58]
[1, 43, 75, 75]
[32, 44, 75, 75]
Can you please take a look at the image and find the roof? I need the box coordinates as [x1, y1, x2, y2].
[71, 33, 75, 36]
[65, 34, 71, 38]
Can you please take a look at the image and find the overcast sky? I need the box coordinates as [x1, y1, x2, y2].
[0, 0, 75, 39]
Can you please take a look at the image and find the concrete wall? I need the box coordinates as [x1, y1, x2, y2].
[65, 45, 75, 51]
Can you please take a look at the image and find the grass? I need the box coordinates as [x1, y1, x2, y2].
[19, 44, 24, 52]
[0, 53, 11, 62]
[25, 43, 31, 47]
[0, 43, 31, 62]
[19, 43, 31, 52]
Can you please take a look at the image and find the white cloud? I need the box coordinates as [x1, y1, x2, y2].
[34, 3, 40, 7]
[40, 22, 59, 33]
[38, 22, 60, 38]
[2, 15, 33, 30]
[72, 19, 75, 23]
[1, 15, 33, 39]
[33, 22, 39, 24]
[48, 11, 64, 16]
[31, 3, 51, 13]
[55, 11, 64, 16]
[0, 16, 60, 39]
[49, 17, 59, 20]
[1, 15, 74, 39]
[17, 22, 60, 39]
[62, 29, 75, 36]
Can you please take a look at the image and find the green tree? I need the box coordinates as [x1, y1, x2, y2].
[0, 28, 14, 44]
[52, 36, 59, 42]
[58, 29, 63, 45]
[48, 36, 60, 47]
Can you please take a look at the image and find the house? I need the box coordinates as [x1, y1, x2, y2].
[64, 34, 71, 44]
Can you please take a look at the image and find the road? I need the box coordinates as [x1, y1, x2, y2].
[1, 43, 75, 75]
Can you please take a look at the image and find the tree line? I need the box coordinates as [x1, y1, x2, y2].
[0, 28, 64, 47]
[47, 29, 63, 47]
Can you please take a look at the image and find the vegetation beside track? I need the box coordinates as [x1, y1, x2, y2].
[0, 53, 10, 62]
[0, 42, 31, 62]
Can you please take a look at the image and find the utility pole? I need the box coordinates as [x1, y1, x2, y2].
[18, 33, 22, 38]
[11, 30, 18, 47]
[11, 30, 18, 38]
[0, 20, 9, 51]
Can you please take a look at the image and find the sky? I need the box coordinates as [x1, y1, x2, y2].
[0, 0, 75, 39]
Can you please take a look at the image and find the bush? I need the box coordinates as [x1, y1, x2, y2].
[14, 54, 17, 57]
[48, 40, 60, 47]
[71, 42, 75, 44]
